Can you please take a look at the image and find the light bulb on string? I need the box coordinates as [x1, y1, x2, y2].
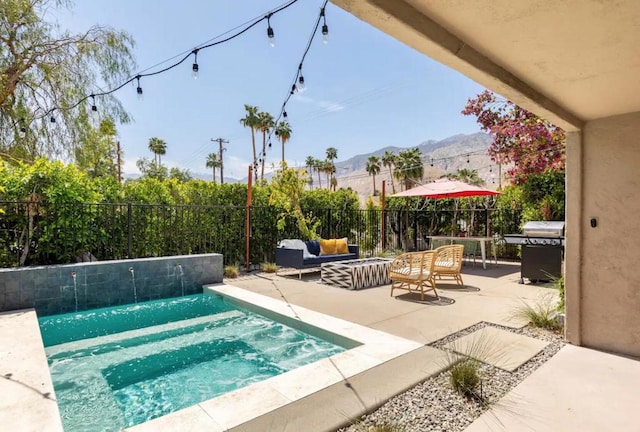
[50, 113, 56, 123]
[321, 8, 329, 44]
[136, 76, 143, 101]
[268, 141, 272, 148]
[430, 159, 434, 167]
[283, 110, 288, 119]
[192, 50, 199, 79]
[291, 84, 297, 94]
[298, 75, 305, 91]
[266, 14, 275, 48]
[466, 154, 470, 163]
[90, 94, 97, 112]
[489, 166, 493, 173]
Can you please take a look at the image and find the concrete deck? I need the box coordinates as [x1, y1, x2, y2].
[464, 344, 640, 432]
[237, 262, 551, 345]
[0, 309, 63, 432]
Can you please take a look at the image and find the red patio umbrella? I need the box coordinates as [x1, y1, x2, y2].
[390, 178, 500, 198]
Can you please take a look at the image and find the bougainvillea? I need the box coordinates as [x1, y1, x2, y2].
[462, 90, 565, 184]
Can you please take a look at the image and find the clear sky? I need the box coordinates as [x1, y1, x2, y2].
[56, 0, 486, 179]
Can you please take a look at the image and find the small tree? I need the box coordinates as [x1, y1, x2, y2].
[269, 162, 319, 240]
[462, 90, 565, 184]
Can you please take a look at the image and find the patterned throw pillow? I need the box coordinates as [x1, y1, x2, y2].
[335, 237, 349, 254]
[319, 238, 337, 255]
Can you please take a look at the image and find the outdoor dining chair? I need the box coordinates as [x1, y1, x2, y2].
[388, 250, 438, 301]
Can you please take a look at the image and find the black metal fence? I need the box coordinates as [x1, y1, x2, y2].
[0, 201, 522, 268]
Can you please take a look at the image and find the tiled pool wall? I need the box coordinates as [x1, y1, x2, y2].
[0, 254, 223, 316]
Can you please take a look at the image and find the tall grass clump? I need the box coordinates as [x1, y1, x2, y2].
[224, 263, 240, 278]
[512, 293, 561, 331]
[261, 262, 278, 273]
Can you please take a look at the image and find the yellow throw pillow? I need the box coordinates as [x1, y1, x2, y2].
[319, 238, 337, 255]
[336, 237, 349, 254]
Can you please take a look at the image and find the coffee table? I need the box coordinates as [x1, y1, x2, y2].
[321, 258, 393, 290]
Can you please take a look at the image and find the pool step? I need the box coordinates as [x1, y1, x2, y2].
[46, 310, 245, 360]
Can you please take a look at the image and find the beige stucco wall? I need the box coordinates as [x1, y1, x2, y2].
[566, 112, 640, 357]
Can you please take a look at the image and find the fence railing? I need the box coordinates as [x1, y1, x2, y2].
[0, 201, 522, 268]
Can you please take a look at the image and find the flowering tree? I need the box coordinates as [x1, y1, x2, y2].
[462, 90, 565, 184]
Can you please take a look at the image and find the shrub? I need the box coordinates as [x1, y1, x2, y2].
[224, 264, 240, 278]
[512, 293, 561, 331]
[261, 262, 278, 273]
[450, 359, 481, 397]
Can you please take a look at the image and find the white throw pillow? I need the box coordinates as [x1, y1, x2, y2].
[278, 239, 315, 259]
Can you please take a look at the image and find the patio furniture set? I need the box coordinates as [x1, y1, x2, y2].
[276, 239, 468, 301]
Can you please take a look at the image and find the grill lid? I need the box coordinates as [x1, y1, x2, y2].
[522, 221, 565, 237]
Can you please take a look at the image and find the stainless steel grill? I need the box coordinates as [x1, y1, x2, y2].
[503, 221, 565, 284]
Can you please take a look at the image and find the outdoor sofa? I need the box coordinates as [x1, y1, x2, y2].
[276, 239, 359, 277]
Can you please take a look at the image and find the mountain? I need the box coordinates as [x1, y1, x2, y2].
[332, 132, 498, 203]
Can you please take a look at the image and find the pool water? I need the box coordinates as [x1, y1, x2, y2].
[39, 294, 347, 431]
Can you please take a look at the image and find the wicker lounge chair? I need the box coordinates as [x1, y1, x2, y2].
[433, 244, 465, 286]
[388, 250, 438, 300]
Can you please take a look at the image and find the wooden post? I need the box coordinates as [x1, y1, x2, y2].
[245, 165, 253, 272]
[381, 180, 386, 250]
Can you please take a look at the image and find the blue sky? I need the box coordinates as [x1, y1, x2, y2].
[57, 0, 486, 179]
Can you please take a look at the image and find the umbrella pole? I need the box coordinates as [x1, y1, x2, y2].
[381, 180, 386, 250]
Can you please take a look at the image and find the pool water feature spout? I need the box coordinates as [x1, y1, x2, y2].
[71, 272, 78, 312]
[175, 263, 185, 296]
[129, 267, 137, 303]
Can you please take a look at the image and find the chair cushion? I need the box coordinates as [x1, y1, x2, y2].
[435, 260, 455, 269]
[335, 237, 349, 254]
[319, 238, 337, 255]
[278, 239, 315, 259]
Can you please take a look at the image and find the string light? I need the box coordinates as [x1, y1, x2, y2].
[283, 110, 288, 119]
[466, 154, 470, 163]
[321, 8, 329, 44]
[266, 14, 275, 47]
[90, 94, 97, 112]
[297, 64, 305, 90]
[136, 76, 143, 101]
[50, 112, 56, 123]
[430, 158, 434, 167]
[291, 83, 297, 94]
[192, 49, 199, 79]
[489, 166, 493, 173]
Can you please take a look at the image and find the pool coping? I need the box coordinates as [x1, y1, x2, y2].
[125, 283, 426, 432]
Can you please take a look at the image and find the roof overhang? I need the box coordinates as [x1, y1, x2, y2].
[332, 0, 640, 132]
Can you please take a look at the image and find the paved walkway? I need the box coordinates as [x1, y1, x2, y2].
[464, 344, 640, 432]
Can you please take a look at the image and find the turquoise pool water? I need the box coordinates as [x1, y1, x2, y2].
[39, 294, 348, 431]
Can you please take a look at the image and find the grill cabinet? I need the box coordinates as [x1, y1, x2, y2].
[504, 221, 565, 284]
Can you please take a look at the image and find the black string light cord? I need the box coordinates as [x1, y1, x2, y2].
[14, 0, 301, 128]
[265, 0, 329, 155]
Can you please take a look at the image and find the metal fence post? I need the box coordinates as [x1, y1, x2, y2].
[127, 202, 132, 258]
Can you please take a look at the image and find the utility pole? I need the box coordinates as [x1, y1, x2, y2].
[211, 138, 229, 184]
[117, 141, 122, 183]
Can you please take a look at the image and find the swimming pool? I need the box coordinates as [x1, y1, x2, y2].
[40, 294, 354, 431]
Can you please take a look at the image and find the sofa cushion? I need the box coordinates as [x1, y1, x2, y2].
[336, 237, 349, 254]
[319, 238, 337, 255]
[278, 239, 315, 259]
[304, 253, 357, 266]
[305, 240, 320, 256]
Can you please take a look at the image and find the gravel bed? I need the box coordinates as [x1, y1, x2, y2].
[339, 322, 565, 432]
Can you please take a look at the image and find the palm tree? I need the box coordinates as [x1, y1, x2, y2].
[382, 150, 397, 193]
[205, 153, 222, 183]
[330, 176, 338, 192]
[305, 155, 315, 189]
[148, 137, 167, 165]
[445, 168, 484, 186]
[325, 147, 338, 188]
[323, 160, 333, 189]
[275, 121, 292, 164]
[366, 155, 381, 195]
[394, 148, 423, 190]
[256, 111, 275, 181]
[313, 158, 323, 188]
[239, 104, 260, 182]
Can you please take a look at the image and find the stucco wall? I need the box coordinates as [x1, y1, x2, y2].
[0, 254, 223, 316]
[569, 112, 640, 357]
